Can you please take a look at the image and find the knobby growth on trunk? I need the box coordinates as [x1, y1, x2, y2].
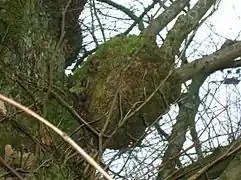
[0, 0, 240, 179]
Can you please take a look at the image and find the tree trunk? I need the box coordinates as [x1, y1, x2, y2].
[0, 0, 241, 179]
[0, 0, 86, 178]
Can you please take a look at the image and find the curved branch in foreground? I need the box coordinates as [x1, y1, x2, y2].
[175, 41, 241, 83]
[0, 94, 113, 180]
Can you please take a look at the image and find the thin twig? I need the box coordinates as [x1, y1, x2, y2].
[43, 0, 71, 112]
[0, 94, 113, 180]
[103, 67, 174, 148]
[187, 140, 241, 180]
[0, 156, 24, 180]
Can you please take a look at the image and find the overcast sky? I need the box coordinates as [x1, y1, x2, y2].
[79, 1, 241, 178]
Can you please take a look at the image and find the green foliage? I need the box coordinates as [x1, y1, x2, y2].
[71, 35, 145, 92]
[94, 35, 164, 63]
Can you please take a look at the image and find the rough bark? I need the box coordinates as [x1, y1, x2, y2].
[163, 139, 241, 180]
[0, 0, 86, 178]
[0, 0, 240, 179]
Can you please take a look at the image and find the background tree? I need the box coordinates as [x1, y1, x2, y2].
[0, 0, 240, 179]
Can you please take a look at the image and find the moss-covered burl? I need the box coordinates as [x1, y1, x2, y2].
[71, 35, 178, 149]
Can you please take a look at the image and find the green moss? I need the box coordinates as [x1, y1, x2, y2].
[94, 35, 145, 58]
[0, 0, 25, 42]
[94, 35, 164, 63]
[45, 99, 78, 133]
[71, 34, 177, 149]
[71, 35, 165, 93]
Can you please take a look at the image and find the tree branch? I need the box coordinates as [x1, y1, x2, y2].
[157, 73, 207, 179]
[0, 94, 113, 180]
[123, 0, 160, 35]
[165, 139, 241, 180]
[142, 0, 190, 36]
[175, 41, 241, 83]
[97, 0, 145, 31]
[159, 0, 217, 63]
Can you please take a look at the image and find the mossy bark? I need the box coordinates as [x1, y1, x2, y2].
[0, 0, 84, 178]
[72, 35, 179, 149]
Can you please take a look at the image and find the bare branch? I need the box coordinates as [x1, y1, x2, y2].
[158, 73, 207, 178]
[0, 156, 24, 180]
[175, 41, 241, 83]
[159, 0, 218, 63]
[143, 0, 190, 36]
[187, 139, 241, 180]
[97, 0, 145, 31]
[0, 94, 113, 180]
[164, 139, 241, 180]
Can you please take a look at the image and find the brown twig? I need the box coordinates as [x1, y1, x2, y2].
[0, 156, 24, 180]
[103, 67, 174, 148]
[51, 91, 100, 136]
[43, 0, 71, 111]
[187, 140, 241, 180]
[0, 94, 113, 180]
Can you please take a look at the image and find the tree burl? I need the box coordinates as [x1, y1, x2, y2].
[71, 35, 178, 149]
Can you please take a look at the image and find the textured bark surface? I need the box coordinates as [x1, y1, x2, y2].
[0, 0, 86, 178]
[71, 35, 179, 149]
[0, 0, 241, 179]
[158, 140, 241, 180]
